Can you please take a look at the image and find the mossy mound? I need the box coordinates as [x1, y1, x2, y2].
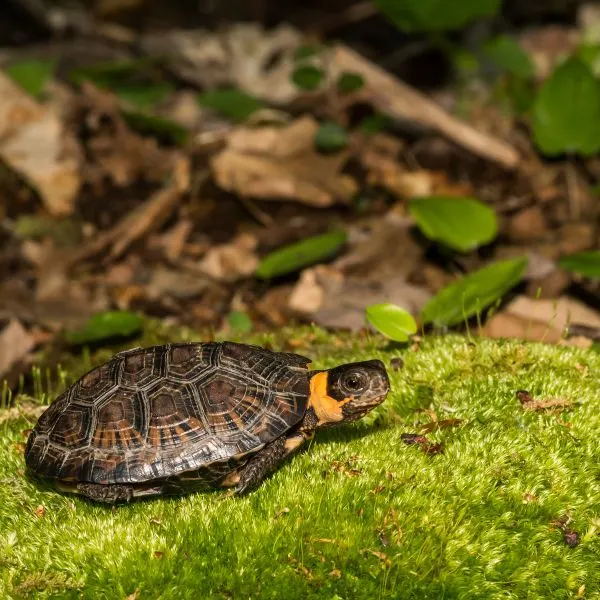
[1, 331, 599, 599]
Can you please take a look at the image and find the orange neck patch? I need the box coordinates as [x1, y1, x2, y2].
[308, 372, 351, 425]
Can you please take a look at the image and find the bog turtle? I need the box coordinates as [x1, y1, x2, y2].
[25, 342, 390, 503]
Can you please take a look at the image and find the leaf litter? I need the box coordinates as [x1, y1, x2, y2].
[0, 4, 599, 401]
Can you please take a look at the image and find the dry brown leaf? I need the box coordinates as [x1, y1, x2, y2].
[72, 83, 176, 189]
[146, 267, 211, 300]
[141, 24, 303, 103]
[483, 295, 600, 343]
[196, 233, 259, 282]
[211, 116, 357, 207]
[289, 265, 430, 331]
[0, 72, 81, 216]
[522, 397, 573, 411]
[334, 217, 422, 279]
[156, 219, 194, 262]
[0, 319, 35, 380]
[361, 549, 392, 568]
[518, 26, 579, 80]
[66, 156, 191, 265]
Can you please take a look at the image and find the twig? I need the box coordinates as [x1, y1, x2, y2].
[330, 45, 520, 169]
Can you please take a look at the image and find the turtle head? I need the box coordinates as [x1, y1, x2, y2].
[308, 360, 390, 427]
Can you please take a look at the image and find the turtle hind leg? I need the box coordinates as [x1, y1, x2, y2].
[57, 481, 163, 504]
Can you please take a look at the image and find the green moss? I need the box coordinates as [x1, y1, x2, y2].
[1, 330, 599, 599]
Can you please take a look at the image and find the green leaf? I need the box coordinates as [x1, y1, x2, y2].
[65, 311, 144, 345]
[226, 311, 253, 333]
[359, 113, 392, 135]
[115, 83, 174, 109]
[374, 0, 501, 32]
[577, 44, 600, 76]
[558, 251, 600, 279]
[365, 303, 418, 342]
[421, 256, 528, 327]
[409, 196, 498, 252]
[69, 58, 155, 87]
[198, 88, 264, 122]
[5, 59, 56, 98]
[122, 111, 189, 145]
[533, 57, 600, 156]
[337, 72, 365, 93]
[314, 122, 348, 153]
[69, 58, 155, 88]
[12, 215, 82, 246]
[483, 35, 535, 79]
[291, 65, 324, 91]
[294, 44, 326, 61]
[256, 231, 347, 279]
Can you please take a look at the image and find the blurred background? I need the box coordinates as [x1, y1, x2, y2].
[0, 0, 599, 394]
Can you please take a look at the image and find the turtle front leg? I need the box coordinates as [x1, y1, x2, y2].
[229, 432, 309, 495]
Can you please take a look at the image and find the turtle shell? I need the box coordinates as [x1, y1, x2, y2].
[25, 342, 311, 485]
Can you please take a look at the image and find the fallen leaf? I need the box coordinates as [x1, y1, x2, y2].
[523, 397, 573, 411]
[70, 83, 178, 189]
[126, 589, 140, 600]
[155, 218, 194, 262]
[146, 267, 211, 300]
[211, 116, 357, 207]
[0, 320, 35, 380]
[141, 24, 303, 104]
[483, 295, 600, 343]
[65, 155, 191, 265]
[289, 265, 430, 331]
[197, 233, 259, 282]
[361, 549, 391, 568]
[0, 72, 81, 216]
[400, 433, 444, 455]
[420, 418, 463, 433]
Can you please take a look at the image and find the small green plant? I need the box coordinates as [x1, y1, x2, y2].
[65, 311, 144, 345]
[121, 111, 189, 145]
[365, 303, 417, 342]
[409, 196, 498, 252]
[314, 122, 349, 153]
[226, 311, 253, 333]
[291, 65, 325, 91]
[558, 250, 600, 279]
[533, 58, 600, 156]
[374, 0, 501, 32]
[197, 88, 264, 121]
[256, 231, 347, 279]
[483, 35, 535, 79]
[421, 256, 529, 326]
[5, 59, 56, 98]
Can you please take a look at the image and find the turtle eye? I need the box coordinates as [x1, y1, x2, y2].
[341, 370, 368, 394]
